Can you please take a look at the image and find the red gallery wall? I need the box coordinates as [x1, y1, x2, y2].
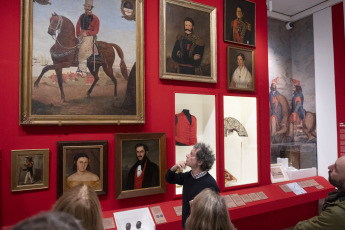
[333, 3, 345, 157]
[0, 0, 270, 228]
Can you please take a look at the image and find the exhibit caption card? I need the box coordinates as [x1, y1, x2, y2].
[150, 206, 167, 224]
[173, 206, 182, 216]
[286, 182, 307, 195]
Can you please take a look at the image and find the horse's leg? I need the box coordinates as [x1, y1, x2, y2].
[86, 63, 101, 97]
[34, 65, 56, 87]
[303, 112, 316, 141]
[270, 116, 276, 137]
[102, 62, 118, 97]
[55, 68, 65, 102]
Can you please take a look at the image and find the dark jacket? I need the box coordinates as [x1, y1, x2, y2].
[126, 158, 159, 190]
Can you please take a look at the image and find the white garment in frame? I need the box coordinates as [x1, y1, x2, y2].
[231, 65, 253, 89]
[137, 165, 142, 177]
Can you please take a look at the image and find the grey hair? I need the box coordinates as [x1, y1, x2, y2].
[193, 142, 215, 171]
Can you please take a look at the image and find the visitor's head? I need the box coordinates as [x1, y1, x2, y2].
[53, 184, 104, 230]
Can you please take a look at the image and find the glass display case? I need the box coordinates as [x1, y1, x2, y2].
[224, 96, 258, 187]
[175, 93, 217, 195]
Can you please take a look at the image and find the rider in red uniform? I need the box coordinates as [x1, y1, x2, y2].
[76, 0, 100, 73]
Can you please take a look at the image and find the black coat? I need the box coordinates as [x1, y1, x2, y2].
[126, 158, 159, 190]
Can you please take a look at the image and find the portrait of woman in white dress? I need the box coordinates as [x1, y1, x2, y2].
[227, 47, 255, 91]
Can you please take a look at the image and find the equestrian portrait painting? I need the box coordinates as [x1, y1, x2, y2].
[20, 0, 144, 125]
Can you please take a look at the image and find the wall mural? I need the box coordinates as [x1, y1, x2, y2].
[268, 16, 317, 169]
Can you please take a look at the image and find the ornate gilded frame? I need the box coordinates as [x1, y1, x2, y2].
[159, 0, 217, 83]
[19, 0, 145, 125]
[115, 133, 166, 199]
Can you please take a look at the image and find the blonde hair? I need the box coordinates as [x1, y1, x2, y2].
[185, 188, 236, 230]
[53, 184, 104, 230]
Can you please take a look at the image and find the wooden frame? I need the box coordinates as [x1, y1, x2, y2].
[57, 141, 108, 197]
[224, 0, 256, 46]
[11, 149, 49, 192]
[159, 0, 217, 83]
[115, 133, 166, 199]
[271, 163, 289, 183]
[227, 46, 255, 91]
[19, 0, 145, 125]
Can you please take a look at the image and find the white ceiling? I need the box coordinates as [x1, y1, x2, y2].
[267, 0, 343, 22]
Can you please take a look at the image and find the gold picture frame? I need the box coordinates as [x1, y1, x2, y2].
[19, 0, 145, 125]
[57, 140, 108, 197]
[11, 149, 49, 192]
[159, 0, 217, 83]
[227, 45, 255, 91]
[115, 133, 166, 199]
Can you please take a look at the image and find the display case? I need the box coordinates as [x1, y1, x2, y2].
[174, 93, 217, 195]
[224, 96, 258, 187]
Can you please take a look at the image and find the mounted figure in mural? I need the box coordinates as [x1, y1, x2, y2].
[287, 79, 317, 142]
[269, 77, 290, 142]
[34, 8, 129, 102]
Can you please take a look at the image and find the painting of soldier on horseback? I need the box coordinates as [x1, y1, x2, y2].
[20, 0, 144, 125]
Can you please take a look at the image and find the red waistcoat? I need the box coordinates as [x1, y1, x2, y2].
[175, 112, 197, 146]
[134, 161, 147, 189]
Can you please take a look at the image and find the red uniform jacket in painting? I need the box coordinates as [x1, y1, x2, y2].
[76, 13, 100, 37]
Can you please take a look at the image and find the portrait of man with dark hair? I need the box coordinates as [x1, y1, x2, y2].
[125, 143, 159, 190]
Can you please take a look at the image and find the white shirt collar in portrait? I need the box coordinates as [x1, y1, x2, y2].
[137, 165, 142, 177]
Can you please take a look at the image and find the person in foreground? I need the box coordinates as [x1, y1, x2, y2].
[165, 142, 219, 229]
[294, 156, 345, 230]
[53, 184, 104, 230]
[11, 211, 84, 230]
[185, 188, 236, 230]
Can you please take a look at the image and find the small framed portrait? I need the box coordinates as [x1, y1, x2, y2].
[11, 149, 49, 192]
[224, 0, 256, 46]
[57, 141, 108, 197]
[270, 163, 289, 183]
[227, 46, 255, 92]
[159, 0, 217, 83]
[115, 133, 166, 199]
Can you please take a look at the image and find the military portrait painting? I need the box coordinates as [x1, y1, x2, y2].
[159, 0, 217, 83]
[224, 0, 256, 46]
